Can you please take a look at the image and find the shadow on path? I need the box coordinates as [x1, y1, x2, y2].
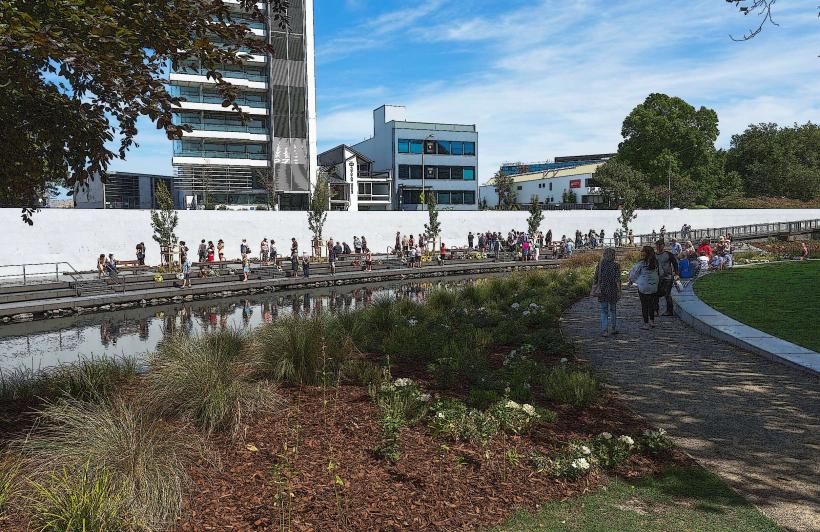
[562, 291, 820, 531]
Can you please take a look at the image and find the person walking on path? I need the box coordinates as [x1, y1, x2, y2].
[628, 245, 660, 329]
[655, 239, 679, 317]
[593, 247, 621, 336]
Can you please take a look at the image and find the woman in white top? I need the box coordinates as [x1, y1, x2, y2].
[628, 245, 660, 329]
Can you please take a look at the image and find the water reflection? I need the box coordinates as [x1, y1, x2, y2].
[0, 276, 464, 372]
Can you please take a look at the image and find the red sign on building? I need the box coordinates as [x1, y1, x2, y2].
[569, 179, 582, 189]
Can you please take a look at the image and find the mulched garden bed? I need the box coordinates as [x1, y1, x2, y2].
[178, 385, 689, 531]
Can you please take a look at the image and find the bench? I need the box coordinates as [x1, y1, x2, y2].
[117, 260, 150, 275]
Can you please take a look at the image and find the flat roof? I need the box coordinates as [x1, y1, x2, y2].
[484, 162, 603, 186]
[391, 121, 477, 133]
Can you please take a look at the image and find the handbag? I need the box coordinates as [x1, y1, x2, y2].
[591, 262, 601, 297]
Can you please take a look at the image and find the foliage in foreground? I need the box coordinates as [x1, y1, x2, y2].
[0, 355, 138, 407]
[542, 361, 600, 409]
[0, 454, 20, 519]
[147, 330, 280, 435]
[17, 398, 198, 529]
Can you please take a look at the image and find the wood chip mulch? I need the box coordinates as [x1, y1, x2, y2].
[178, 386, 682, 531]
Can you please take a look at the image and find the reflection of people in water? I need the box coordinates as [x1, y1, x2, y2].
[209, 307, 218, 329]
[303, 293, 311, 313]
[138, 319, 149, 341]
[242, 299, 253, 324]
[100, 323, 110, 347]
[263, 302, 273, 323]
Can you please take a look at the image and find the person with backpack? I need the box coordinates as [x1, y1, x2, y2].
[628, 245, 660, 329]
[655, 239, 679, 317]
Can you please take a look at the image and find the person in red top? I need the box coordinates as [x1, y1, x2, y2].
[696, 239, 713, 260]
[438, 242, 446, 265]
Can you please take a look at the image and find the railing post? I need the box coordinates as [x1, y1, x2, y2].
[22, 264, 26, 285]
[56, 263, 59, 282]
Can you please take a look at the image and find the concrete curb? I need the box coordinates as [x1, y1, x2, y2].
[672, 277, 819, 376]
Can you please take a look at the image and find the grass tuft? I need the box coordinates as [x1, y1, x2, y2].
[147, 332, 280, 435]
[542, 363, 599, 408]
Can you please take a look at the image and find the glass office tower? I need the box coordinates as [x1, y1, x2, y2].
[169, 0, 317, 209]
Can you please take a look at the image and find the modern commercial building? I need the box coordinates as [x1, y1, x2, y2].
[317, 145, 391, 211]
[73, 172, 175, 209]
[351, 105, 479, 210]
[168, 0, 317, 210]
[498, 153, 613, 177]
[479, 162, 606, 209]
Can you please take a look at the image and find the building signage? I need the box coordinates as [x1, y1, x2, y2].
[569, 179, 582, 189]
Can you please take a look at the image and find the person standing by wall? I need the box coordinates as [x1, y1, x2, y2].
[241, 253, 250, 282]
[136, 242, 146, 266]
[628, 246, 660, 329]
[181, 254, 192, 288]
[329, 243, 338, 275]
[655, 239, 679, 317]
[217, 239, 225, 262]
[198, 239, 207, 264]
[261, 238, 269, 263]
[593, 247, 621, 336]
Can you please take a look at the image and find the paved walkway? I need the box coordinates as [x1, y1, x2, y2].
[562, 291, 820, 531]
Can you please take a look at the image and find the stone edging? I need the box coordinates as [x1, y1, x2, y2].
[671, 277, 819, 376]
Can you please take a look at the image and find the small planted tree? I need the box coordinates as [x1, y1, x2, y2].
[255, 168, 279, 210]
[150, 181, 178, 265]
[307, 172, 330, 256]
[493, 171, 517, 210]
[526, 195, 543, 236]
[423, 191, 441, 249]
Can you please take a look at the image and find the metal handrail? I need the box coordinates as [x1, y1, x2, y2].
[634, 218, 820, 246]
[0, 262, 81, 287]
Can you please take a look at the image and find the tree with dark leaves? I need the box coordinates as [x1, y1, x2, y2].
[0, 0, 288, 223]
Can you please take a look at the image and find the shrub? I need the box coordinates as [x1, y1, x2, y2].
[640, 428, 675, 456]
[0, 355, 138, 407]
[490, 400, 555, 435]
[466, 388, 502, 410]
[249, 314, 332, 385]
[542, 362, 599, 408]
[29, 462, 129, 531]
[147, 332, 280, 435]
[591, 432, 635, 468]
[338, 359, 383, 387]
[428, 399, 499, 444]
[18, 398, 197, 529]
[532, 441, 596, 479]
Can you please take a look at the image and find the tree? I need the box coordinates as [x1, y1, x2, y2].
[423, 192, 441, 248]
[593, 161, 650, 234]
[726, 122, 820, 200]
[493, 171, 517, 210]
[526, 196, 543, 236]
[1, 0, 288, 223]
[150, 181, 178, 265]
[255, 168, 280, 210]
[561, 190, 578, 204]
[307, 172, 330, 255]
[616, 93, 724, 207]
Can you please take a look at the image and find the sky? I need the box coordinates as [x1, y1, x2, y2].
[109, 0, 820, 184]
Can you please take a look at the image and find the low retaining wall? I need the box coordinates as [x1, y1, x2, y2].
[4, 208, 820, 272]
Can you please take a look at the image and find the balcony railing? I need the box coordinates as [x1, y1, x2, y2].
[173, 150, 268, 160]
[174, 69, 267, 82]
[176, 94, 268, 108]
[178, 123, 267, 134]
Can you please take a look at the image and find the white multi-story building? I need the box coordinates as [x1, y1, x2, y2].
[351, 105, 479, 211]
[479, 162, 606, 209]
[317, 145, 392, 211]
[169, 0, 317, 210]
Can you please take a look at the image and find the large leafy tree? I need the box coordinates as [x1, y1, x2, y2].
[616, 93, 725, 207]
[726, 122, 820, 200]
[0, 0, 288, 223]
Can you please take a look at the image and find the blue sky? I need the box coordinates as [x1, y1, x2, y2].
[110, 0, 819, 184]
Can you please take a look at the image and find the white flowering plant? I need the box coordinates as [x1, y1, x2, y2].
[640, 428, 674, 456]
[531, 441, 597, 479]
[591, 432, 635, 468]
[489, 399, 555, 435]
[428, 399, 499, 443]
[370, 376, 431, 425]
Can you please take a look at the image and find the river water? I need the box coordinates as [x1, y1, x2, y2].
[0, 276, 484, 373]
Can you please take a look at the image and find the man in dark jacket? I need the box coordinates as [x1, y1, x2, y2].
[655, 239, 679, 316]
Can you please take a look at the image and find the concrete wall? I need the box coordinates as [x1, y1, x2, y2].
[3, 208, 820, 271]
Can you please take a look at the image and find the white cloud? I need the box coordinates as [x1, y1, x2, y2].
[318, 0, 820, 183]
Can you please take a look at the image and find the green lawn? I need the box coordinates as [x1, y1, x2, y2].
[694, 261, 820, 352]
[498, 466, 779, 531]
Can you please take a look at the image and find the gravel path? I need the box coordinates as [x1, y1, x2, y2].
[561, 291, 820, 531]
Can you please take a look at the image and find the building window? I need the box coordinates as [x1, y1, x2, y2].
[549, 182, 553, 191]
[463, 142, 475, 155]
[463, 167, 475, 181]
[436, 141, 451, 155]
[401, 189, 422, 204]
[437, 166, 450, 179]
[398, 139, 410, 153]
[450, 142, 463, 155]
[516, 185, 522, 191]
[410, 140, 423, 154]
[437, 191, 451, 205]
[464, 191, 476, 204]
